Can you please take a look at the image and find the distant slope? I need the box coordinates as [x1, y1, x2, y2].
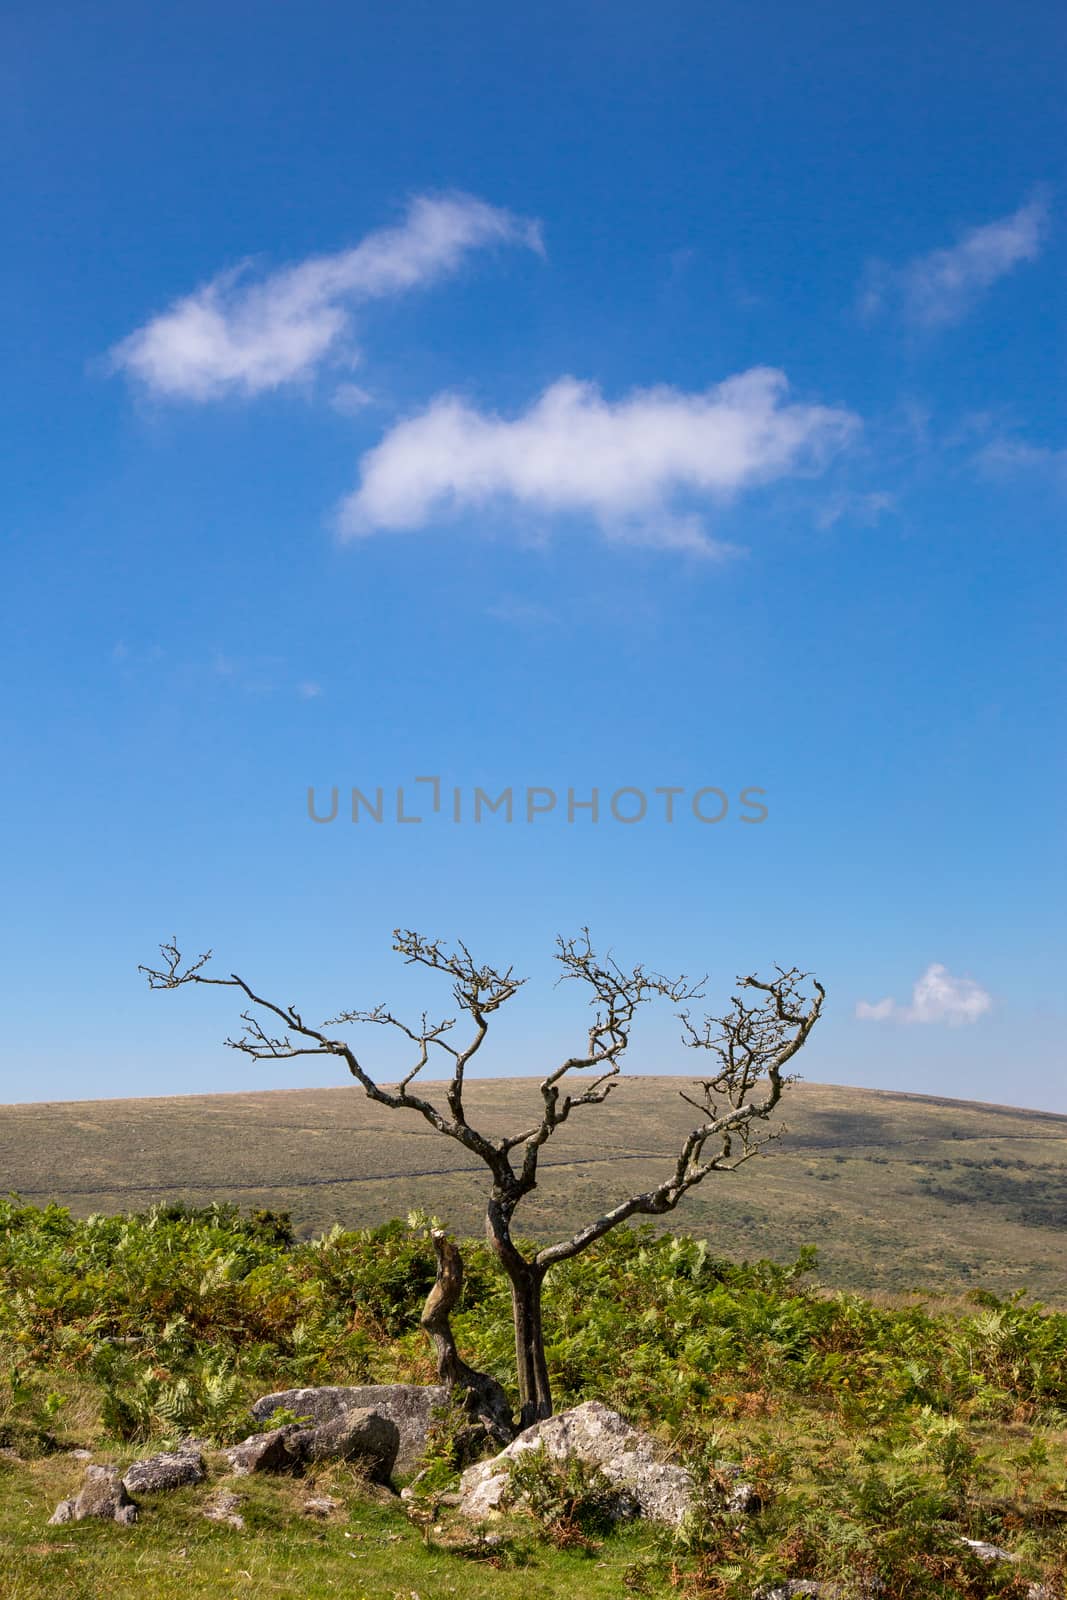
[2, 1078, 1066, 1301]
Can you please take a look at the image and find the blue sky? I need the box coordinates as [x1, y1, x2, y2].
[2, 0, 1064, 1110]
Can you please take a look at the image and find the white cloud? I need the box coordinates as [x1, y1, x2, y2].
[976, 435, 1067, 479]
[854, 996, 896, 1023]
[111, 193, 542, 400]
[856, 963, 992, 1027]
[861, 195, 1048, 328]
[815, 490, 895, 530]
[331, 382, 376, 415]
[338, 368, 859, 554]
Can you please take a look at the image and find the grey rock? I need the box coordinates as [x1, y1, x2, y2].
[224, 1426, 302, 1476]
[458, 1400, 750, 1529]
[960, 1536, 1017, 1562]
[302, 1495, 340, 1518]
[202, 1489, 245, 1529]
[70, 1464, 138, 1524]
[728, 1482, 762, 1513]
[225, 1407, 399, 1482]
[48, 1499, 75, 1525]
[123, 1448, 205, 1495]
[251, 1384, 447, 1473]
[288, 1409, 399, 1481]
[757, 1586, 839, 1600]
[957, 1538, 1058, 1599]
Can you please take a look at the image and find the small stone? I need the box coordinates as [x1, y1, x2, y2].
[47, 1500, 75, 1525]
[756, 1585, 838, 1599]
[202, 1490, 245, 1529]
[72, 1465, 138, 1524]
[725, 1479, 761, 1514]
[302, 1495, 340, 1518]
[224, 1427, 301, 1477]
[960, 1536, 1017, 1562]
[123, 1449, 205, 1495]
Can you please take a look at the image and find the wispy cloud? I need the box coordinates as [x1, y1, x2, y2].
[975, 434, 1067, 481]
[338, 368, 859, 555]
[815, 490, 895, 531]
[330, 382, 376, 415]
[860, 194, 1048, 329]
[111, 193, 543, 400]
[856, 963, 992, 1026]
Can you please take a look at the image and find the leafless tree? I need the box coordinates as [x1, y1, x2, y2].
[140, 930, 824, 1429]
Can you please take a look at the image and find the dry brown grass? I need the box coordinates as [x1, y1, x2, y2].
[2, 1077, 1065, 1301]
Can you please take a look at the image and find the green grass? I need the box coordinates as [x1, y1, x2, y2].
[1, 1205, 1066, 1597]
[3, 1075, 1067, 1596]
[0, 1457, 658, 1599]
[2, 1077, 1067, 1301]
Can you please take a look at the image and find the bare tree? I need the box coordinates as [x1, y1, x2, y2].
[140, 930, 824, 1429]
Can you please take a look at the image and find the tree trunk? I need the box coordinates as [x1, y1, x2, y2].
[509, 1262, 552, 1427]
[486, 1197, 553, 1428]
[420, 1231, 515, 1444]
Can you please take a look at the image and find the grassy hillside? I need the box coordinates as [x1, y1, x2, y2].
[2, 1078, 1066, 1301]
[1, 1208, 1066, 1597]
